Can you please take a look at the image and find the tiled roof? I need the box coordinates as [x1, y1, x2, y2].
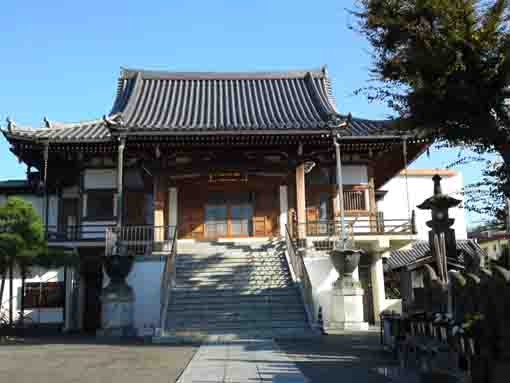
[0, 180, 30, 189]
[3, 66, 398, 142]
[0, 179, 35, 193]
[112, 67, 341, 132]
[6, 119, 109, 142]
[385, 240, 483, 271]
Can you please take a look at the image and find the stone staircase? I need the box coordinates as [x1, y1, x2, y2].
[159, 239, 314, 341]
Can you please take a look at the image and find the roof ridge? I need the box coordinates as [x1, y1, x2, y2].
[119, 67, 326, 80]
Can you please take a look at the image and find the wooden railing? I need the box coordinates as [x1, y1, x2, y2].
[292, 212, 416, 251]
[105, 225, 176, 256]
[343, 189, 367, 211]
[303, 215, 415, 237]
[159, 226, 179, 330]
[284, 225, 316, 331]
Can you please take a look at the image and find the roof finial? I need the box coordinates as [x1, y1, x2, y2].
[328, 113, 350, 129]
[6, 117, 15, 133]
[43, 116, 51, 129]
[103, 114, 124, 128]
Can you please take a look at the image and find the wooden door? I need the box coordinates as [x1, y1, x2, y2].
[254, 190, 277, 237]
[180, 187, 206, 239]
[124, 191, 146, 225]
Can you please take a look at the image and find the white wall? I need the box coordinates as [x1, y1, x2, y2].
[127, 260, 165, 332]
[378, 173, 467, 240]
[84, 169, 116, 189]
[342, 165, 368, 185]
[102, 258, 165, 334]
[0, 267, 65, 324]
[303, 256, 339, 328]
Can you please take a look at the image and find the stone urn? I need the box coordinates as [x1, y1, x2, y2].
[329, 246, 364, 289]
[327, 245, 369, 333]
[100, 253, 135, 336]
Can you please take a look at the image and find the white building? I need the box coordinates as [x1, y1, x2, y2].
[379, 168, 467, 240]
[0, 179, 67, 327]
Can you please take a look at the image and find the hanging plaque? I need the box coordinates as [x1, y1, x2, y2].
[208, 171, 248, 183]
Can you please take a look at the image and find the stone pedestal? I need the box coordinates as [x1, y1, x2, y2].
[327, 283, 369, 333]
[99, 282, 135, 337]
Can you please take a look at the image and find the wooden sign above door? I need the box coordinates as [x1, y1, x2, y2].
[208, 171, 248, 183]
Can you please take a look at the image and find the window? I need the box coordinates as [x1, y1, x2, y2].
[87, 191, 115, 219]
[24, 282, 65, 309]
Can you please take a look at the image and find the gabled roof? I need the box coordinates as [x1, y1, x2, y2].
[385, 240, 484, 271]
[2, 66, 399, 143]
[110, 67, 342, 132]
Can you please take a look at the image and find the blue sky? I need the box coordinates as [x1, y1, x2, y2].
[0, 1, 496, 226]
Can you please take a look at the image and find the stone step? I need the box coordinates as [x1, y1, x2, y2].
[168, 318, 308, 328]
[176, 257, 286, 264]
[154, 329, 316, 344]
[175, 276, 289, 282]
[168, 306, 306, 322]
[178, 264, 287, 269]
[177, 247, 278, 254]
[174, 286, 292, 291]
[168, 303, 305, 312]
[175, 281, 292, 287]
[172, 295, 301, 303]
[177, 251, 277, 256]
[172, 297, 301, 306]
[176, 269, 290, 278]
[164, 239, 312, 337]
[175, 282, 292, 288]
[170, 312, 304, 320]
[171, 287, 299, 296]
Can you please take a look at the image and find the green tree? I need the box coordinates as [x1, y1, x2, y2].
[0, 197, 75, 325]
[352, 0, 510, 203]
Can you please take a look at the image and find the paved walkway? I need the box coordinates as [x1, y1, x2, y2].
[177, 340, 308, 383]
[177, 330, 419, 383]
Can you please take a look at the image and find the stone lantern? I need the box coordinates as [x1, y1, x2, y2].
[417, 174, 461, 313]
[417, 174, 462, 281]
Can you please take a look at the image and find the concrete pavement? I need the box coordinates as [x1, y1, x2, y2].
[177, 340, 308, 383]
[0, 336, 197, 383]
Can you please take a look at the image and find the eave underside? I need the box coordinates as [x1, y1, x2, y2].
[7, 134, 428, 193]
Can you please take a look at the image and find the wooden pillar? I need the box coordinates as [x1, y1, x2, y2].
[296, 163, 306, 240]
[43, 142, 50, 234]
[153, 174, 166, 245]
[168, 187, 178, 242]
[279, 185, 289, 237]
[116, 137, 126, 228]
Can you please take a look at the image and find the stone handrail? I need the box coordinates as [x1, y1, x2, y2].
[159, 226, 178, 331]
[284, 224, 317, 331]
